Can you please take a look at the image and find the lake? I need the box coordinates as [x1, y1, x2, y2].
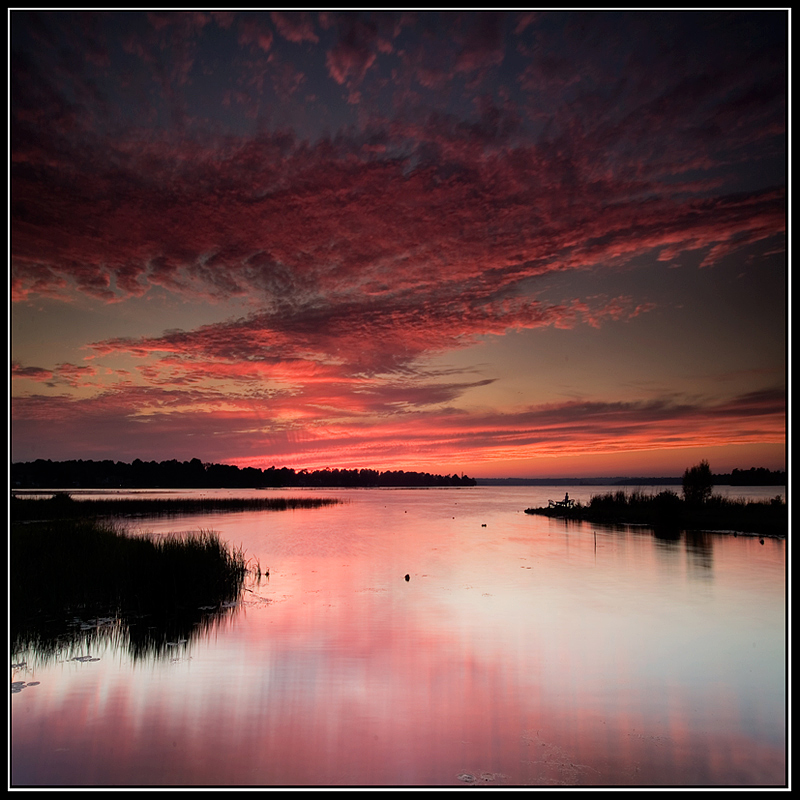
[10, 485, 787, 787]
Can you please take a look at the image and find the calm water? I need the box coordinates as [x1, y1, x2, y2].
[10, 486, 786, 787]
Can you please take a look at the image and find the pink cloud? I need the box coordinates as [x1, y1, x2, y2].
[55, 363, 99, 387]
[270, 12, 319, 44]
[238, 17, 273, 53]
[326, 39, 377, 86]
[323, 15, 399, 87]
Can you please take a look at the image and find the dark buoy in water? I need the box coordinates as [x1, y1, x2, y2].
[760, 538, 765, 545]
[405, 574, 410, 581]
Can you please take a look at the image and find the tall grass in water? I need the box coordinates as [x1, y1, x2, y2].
[586, 490, 684, 526]
[527, 490, 786, 537]
[10, 492, 342, 522]
[11, 518, 248, 662]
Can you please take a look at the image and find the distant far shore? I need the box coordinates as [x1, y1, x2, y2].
[476, 469, 786, 487]
[10, 459, 476, 489]
[10, 460, 785, 490]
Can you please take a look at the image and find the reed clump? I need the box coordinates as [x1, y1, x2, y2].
[525, 490, 786, 537]
[10, 493, 341, 522]
[10, 518, 248, 645]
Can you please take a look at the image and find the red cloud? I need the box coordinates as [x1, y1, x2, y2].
[10, 12, 786, 470]
[54, 363, 99, 386]
[322, 13, 402, 89]
[10, 385, 785, 471]
[270, 12, 319, 44]
[238, 17, 273, 52]
[9, 123, 786, 307]
[87, 293, 656, 387]
[326, 37, 377, 86]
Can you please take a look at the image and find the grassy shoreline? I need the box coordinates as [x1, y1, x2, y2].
[10, 517, 253, 661]
[10, 492, 347, 657]
[524, 490, 787, 537]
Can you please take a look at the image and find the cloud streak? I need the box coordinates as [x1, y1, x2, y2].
[10, 383, 785, 471]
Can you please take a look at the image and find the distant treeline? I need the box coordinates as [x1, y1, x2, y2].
[10, 458, 477, 489]
[726, 467, 787, 485]
[612, 469, 786, 486]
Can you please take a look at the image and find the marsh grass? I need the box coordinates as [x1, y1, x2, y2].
[10, 517, 250, 661]
[526, 490, 786, 537]
[10, 492, 342, 522]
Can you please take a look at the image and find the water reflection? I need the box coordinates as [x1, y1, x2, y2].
[10, 488, 786, 787]
[12, 592, 245, 668]
[684, 531, 714, 572]
[11, 521, 248, 666]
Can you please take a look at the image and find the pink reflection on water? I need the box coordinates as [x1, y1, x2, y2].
[11, 488, 786, 786]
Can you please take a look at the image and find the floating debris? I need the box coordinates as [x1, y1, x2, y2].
[71, 656, 100, 663]
[457, 773, 476, 783]
[11, 662, 26, 669]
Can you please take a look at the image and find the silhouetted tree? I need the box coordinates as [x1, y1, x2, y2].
[682, 460, 713, 505]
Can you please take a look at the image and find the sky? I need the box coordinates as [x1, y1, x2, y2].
[9, 10, 788, 478]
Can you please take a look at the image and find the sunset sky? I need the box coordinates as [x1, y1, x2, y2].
[9, 10, 787, 478]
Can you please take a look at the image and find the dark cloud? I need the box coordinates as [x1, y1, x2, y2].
[12, 361, 98, 388]
[237, 15, 273, 53]
[87, 292, 655, 384]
